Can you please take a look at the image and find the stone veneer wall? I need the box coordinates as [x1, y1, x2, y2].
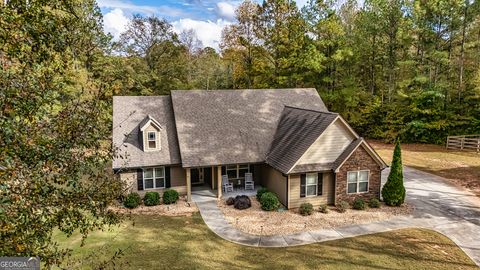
[335, 146, 381, 204]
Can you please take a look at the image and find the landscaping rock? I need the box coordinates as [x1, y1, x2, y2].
[234, 195, 251, 210]
[226, 197, 235, 206]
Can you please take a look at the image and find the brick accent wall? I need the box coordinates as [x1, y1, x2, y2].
[335, 146, 381, 204]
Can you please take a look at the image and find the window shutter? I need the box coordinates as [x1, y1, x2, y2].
[300, 174, 306, 197]
[221, 166, 226, 175]
[165, 166, 171, 188]
[317, 173, 323, 196]
[137, 169, 144, 191]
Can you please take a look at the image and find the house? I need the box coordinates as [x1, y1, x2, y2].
[113, 89, 387, 208]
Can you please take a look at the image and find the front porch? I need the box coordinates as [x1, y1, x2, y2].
[191, 185, 262, 203]
[186, 164, 260, 202]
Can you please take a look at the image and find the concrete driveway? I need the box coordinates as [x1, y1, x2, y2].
[393, 167, 480, 265]
[194, 166, 480, 266]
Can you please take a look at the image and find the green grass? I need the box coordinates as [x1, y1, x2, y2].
[53, 213, 478, 270]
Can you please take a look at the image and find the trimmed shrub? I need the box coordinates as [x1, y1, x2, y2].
[260, 192, 280, 211]
[352, 198, 366, 210]
[319, 204, 329, 214]
[299, 203, 314, 216]
[336, 200, 349, 213]
[382, 140, 406, 206]
[368, 198, 381, 208]
[124, 192, 141, 209]
[234, 195, 251, 210]
[226, 197, 235, 205]
[162, 189, 179, 204]
[256, 187, 269, 201]
[143, 192, 160, 206]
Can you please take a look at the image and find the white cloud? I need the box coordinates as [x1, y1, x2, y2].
[172, 18, 232, 50]
[216, 2, 236, 20]
[97, 0, 185, 17]
[103, 8, 130, 40]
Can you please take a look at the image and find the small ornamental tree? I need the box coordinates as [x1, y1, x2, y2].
[382, 140, 406, 206]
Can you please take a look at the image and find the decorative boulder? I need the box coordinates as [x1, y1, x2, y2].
[233, 195, 251, 210]
[226, 197, 235, 206]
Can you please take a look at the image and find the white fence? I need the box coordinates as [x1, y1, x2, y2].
[446, 135, 480, 152]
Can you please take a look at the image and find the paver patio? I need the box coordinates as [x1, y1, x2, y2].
[192, 166, 480, 266]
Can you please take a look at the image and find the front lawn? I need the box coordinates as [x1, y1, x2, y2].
[369, 141, 480, 197]
[54, 213, 477, 269]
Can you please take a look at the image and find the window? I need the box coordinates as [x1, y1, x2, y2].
[225, 164, 250, 179]
[147, 131, 156, 149]
[301, 173, 323, 197]
[238, 164, 249, 178]
[143, 167, 165, 189]
[347, 170, 369, 194]
[306, 173, 318, 197]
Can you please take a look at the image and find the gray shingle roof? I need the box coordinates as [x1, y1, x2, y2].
[171, 89, 328, 168]
[112, 96, 181, 169]
[265, 107, 338, 174]
[289, 163, 333, 174]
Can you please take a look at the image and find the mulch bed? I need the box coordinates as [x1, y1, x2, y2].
[218, 196, 413, 236]
[111, 196, 198, 216]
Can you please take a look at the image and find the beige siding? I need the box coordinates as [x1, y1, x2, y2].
[288, 172, 335, 208]
[119, 166, 187, 197]
[296, 120, 355, 165]
[259, 165, 288, 207]
[142, 124, 161, 151]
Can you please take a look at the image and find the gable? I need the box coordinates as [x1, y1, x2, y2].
[333, 139, 388, 172]
[265, 107, 338, 174]
[295, 119, 356, 166]
[139, 115, 162, 131]
[341, 144, 380, 170]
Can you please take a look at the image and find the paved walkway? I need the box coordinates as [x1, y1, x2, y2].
[192, 167, 480, 265]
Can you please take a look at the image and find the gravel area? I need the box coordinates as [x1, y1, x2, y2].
[218, 196, 413, 235]
[112, 196, 198, 216]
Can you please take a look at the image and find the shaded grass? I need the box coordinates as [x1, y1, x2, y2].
[369, 141, 480, 197]
[54, 213, 478, 270]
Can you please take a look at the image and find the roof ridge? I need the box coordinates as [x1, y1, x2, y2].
[283, 105, 337, 115]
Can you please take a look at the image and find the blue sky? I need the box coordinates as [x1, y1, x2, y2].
[98, 0, 309, 50]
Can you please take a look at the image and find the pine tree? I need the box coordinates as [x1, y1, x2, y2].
[381, 140, 406, 206]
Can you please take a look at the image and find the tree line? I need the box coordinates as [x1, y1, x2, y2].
[113, 0, 480, 144]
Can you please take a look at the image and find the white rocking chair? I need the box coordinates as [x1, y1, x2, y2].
[244, 173, 254, 190]
[222, 175, 233, 193]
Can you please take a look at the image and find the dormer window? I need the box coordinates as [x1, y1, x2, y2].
[139, 115, 162, 152]
[147, 131, 157, 149]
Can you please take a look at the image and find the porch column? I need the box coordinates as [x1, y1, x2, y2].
[186, 168, 191, 202]
[217, 165, 222, 198]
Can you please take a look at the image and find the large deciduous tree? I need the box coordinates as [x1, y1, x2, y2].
[0, 0, 123, 267]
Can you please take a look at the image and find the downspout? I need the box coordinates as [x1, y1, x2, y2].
[286, 174, 289, 209]
[282, 173, 289, 209]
